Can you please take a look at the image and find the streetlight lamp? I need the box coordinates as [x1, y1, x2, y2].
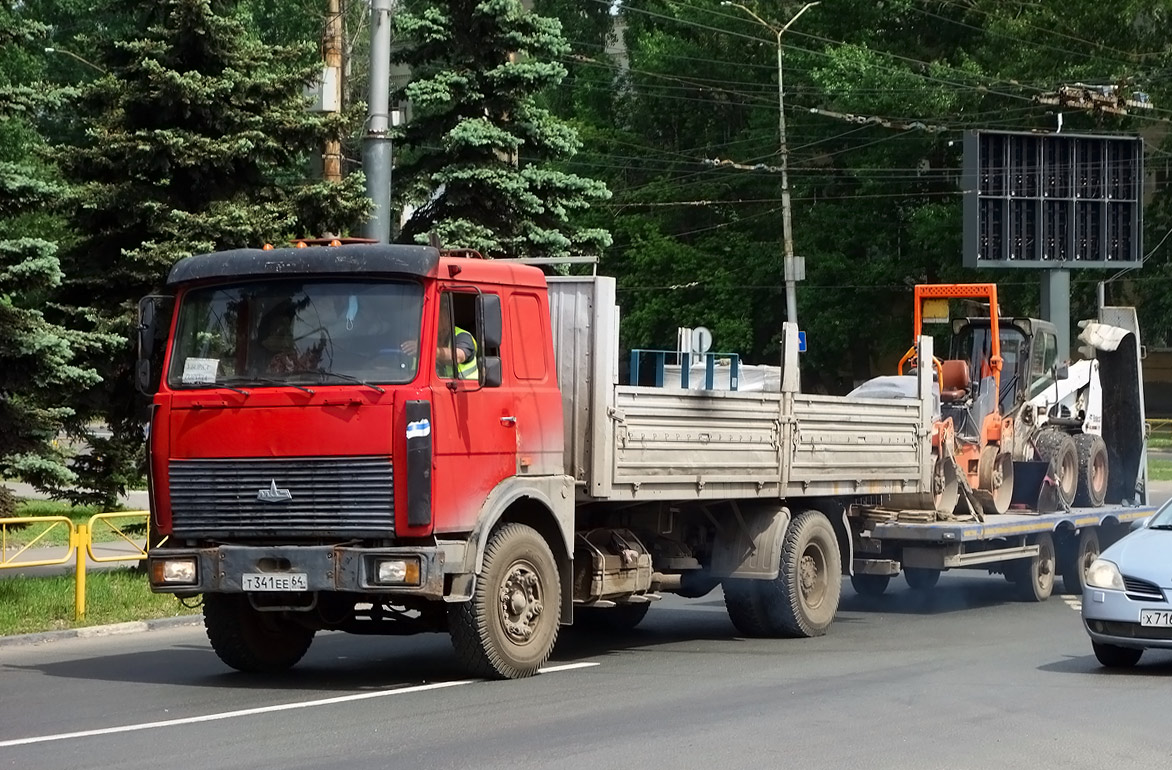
[722, 1, 819, 328]
[44, 47, 107, 74]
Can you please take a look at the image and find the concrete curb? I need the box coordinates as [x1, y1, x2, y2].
[0, 614, 201, 649]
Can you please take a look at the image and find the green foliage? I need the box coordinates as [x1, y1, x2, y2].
[392, 0, 611, 257]
[535, 0, 1172, 391]
[46, 0, 371, 505]
[0, 1, 105, 515]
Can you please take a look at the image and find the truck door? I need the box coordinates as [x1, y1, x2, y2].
[429, 289, 517, 533]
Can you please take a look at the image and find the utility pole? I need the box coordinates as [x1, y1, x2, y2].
[322, 0, 344, 183]
[363, 0, 395, 243]
[722, 1, 819, 328]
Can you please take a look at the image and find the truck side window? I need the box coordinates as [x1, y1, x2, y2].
[436, 292, 479, 380]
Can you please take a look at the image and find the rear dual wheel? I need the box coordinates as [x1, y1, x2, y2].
[725, 511, 841, 638]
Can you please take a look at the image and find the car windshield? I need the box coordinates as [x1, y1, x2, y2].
[167, 279, 423, 388]
[1148, 498, 1172, 528]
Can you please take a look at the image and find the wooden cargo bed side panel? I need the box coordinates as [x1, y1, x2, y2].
[610, 386, 783, 495]
[788, 395, 926, 495]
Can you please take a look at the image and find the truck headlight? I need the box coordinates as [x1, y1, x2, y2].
[151, 557, 197, 586]
[372, 557, 421, 586]
[1085, 558, 1124, 591]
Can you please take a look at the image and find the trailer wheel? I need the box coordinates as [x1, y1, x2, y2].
[761, 510, 842, 638]
[904, 567, 941, 591]
[575, 602, 650, 632]
[850, 574, 890, 597]
[1073, 434, 1109, 508]
[1061, 529, 1101, 595]
[1035, 430, 1079, 507]
[1012, 532, 1056, 602]
[203, 594, 316, 673]
[723, 579, 771, 637]
[449, 523, 560, 680]
[1092, 641, 1143, 668]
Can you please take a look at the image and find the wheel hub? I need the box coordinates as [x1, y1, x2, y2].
[800, 545, 827, 607]
[498, 562, 543, 644]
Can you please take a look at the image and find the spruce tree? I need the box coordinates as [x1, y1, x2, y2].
[0, 4, 105, 515]
[393, 0, 611, 258]
[50, 0, 371, 505]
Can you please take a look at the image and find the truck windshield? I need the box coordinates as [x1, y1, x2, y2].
[167, 279, 424, 388]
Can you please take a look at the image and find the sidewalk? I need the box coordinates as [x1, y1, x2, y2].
[4, 480, 149, 511]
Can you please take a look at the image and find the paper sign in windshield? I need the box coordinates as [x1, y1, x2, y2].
[182, 357, 219, 384]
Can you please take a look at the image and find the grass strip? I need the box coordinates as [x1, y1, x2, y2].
[0, 568, 200, 636]
[3, 500, 144, 549]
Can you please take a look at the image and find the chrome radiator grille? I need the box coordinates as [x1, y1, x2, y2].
[168, 456, 394, 538]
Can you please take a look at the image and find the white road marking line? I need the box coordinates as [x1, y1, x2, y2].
[0, 662, 599, 748]
[1063, 597, 1082, 611]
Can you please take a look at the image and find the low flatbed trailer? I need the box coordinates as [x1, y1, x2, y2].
[850, 502, 1157, 600]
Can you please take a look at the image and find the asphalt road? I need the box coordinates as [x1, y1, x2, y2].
[3, 574, 1171, 770]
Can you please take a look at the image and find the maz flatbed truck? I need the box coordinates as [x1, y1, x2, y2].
[138, 243, 1152, 678]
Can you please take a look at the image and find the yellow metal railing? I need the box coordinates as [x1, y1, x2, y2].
[0, 511, 151, 619]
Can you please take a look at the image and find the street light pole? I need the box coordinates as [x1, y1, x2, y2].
[722, 2, 818, 328]
[44, 47, 106, 74]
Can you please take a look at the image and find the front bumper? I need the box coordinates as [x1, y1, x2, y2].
[148, 544, 445, 599]
[1082, 587, 1172, 650]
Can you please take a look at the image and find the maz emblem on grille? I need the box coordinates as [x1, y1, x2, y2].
[256, 480, 293, 503]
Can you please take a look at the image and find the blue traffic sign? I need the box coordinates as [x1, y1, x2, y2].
[797, 331, 807, 353]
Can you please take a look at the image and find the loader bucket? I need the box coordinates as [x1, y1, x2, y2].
[1010, 460, 1062, 513]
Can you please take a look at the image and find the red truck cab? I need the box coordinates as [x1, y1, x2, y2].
[142, 243, 573, 678]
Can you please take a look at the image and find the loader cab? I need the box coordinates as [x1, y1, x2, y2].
[950, 317, 1060, 414]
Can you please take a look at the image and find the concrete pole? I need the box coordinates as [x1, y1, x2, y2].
[322, 0, 344, 183]
[775, 34, 798, 326]
[723, 2, 817, 328]
[1041, 269, 1071, 360]
[363, 0, 394, 243]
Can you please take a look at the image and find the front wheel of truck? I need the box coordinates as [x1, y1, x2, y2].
[203, 594, 316, 673]
[449, 523, 561, 680]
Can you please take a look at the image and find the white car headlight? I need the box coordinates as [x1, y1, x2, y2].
[1085, 558, 1125, 591]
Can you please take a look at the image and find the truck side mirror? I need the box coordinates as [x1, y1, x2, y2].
[482, 356, 502, 388]
[136, 295, 172, 396]
[475, 293, 503, 389]
[477, 293, 502, 349]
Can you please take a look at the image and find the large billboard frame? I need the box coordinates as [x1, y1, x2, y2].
[963, 130, 1144, 269]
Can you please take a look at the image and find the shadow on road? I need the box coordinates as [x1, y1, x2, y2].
[1037, 650, 1172, 677]
[838, 573, 1077, 616]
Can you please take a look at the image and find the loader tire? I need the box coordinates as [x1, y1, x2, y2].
[448, 523, 560, 680]
[1035, 430, 1079, 508]
[203, 594, 315, 674]
[1073, 434, 1109, 508]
